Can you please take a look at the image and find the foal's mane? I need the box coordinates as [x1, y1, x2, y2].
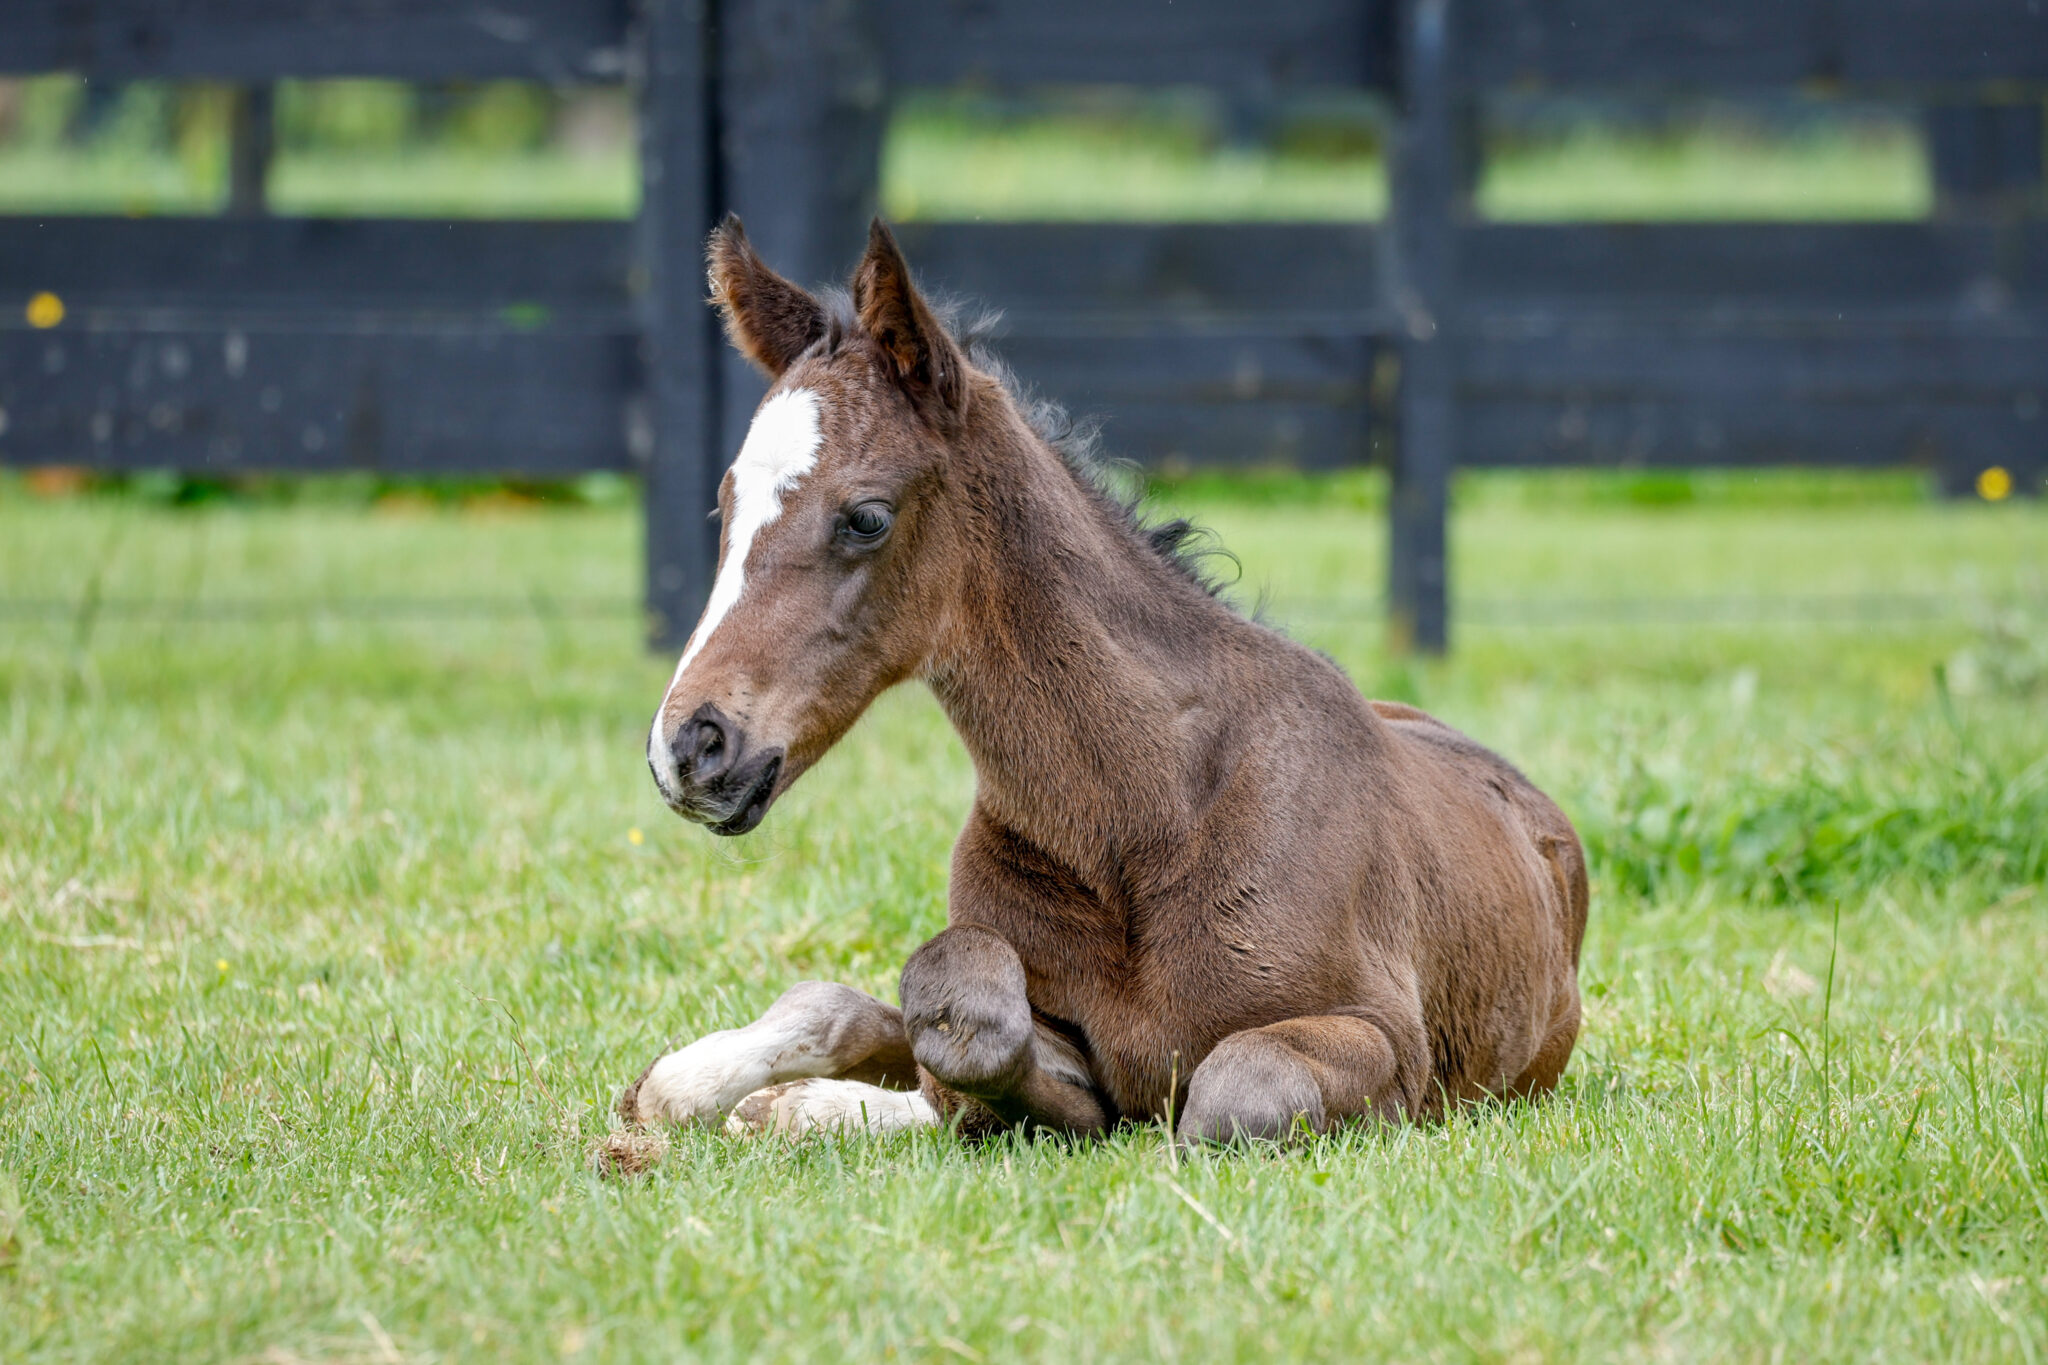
[813, 288, 1239, 601]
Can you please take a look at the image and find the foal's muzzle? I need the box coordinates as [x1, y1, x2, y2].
[648, 702, 785, 836]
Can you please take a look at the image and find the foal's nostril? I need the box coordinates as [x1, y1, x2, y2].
[694, 724, 723, 763]
[674, 713, 733, 782]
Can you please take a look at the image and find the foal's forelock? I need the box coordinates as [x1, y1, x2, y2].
[647, 387, 825, 781]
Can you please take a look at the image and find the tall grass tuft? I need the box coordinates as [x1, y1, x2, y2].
[1583, 713, 2048, 907]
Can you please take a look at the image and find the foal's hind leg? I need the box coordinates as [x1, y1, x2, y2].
[1178, 1013, 1417, 1144]
[618, 981, 921, 1129]
[1508, 992, 1581, 1100]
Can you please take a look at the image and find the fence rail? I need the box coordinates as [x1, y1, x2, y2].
[3, 0, 2045, 650]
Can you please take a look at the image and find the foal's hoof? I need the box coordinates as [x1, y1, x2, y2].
[616, 1057, 662, 1126]
[901, 929, 1034, 1097]
[616, 1034, 767, 1128]
[1176, 1040, 1326, 1146]
[616, 1050, 731, 1128]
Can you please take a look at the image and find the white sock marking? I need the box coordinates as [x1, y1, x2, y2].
[726, 1079, 939, 1137]
[634, 1016, 837, 1127]
[648, 387, 824, 788]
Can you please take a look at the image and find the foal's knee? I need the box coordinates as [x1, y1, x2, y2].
[899, 926, 1033, 1096]
[1178, 1033, 1326, 1145]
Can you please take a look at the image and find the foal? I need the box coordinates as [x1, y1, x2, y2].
[621, 217, 1588, 1142]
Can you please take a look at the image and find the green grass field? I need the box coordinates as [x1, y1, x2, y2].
[0, 82, 1928, 223]
[2, 476, 2045, 1361]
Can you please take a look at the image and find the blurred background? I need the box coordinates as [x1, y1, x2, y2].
[3, 0, 2043, 895]
[0, 4, 2041, 652]
[0, 71, 1936, 222]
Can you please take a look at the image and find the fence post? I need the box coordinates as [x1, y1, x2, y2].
[713, 0, 886, 447]
[1386, 0, 1457, 654]
[638, 0, 725, 650]
[1927, 101, 2045, 217]
[226, 86, 273, 217]
[1926, 100, 2045, 497]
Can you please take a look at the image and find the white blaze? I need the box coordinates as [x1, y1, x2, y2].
[648, 387, 824, 787]
[673, 387, 825, 680]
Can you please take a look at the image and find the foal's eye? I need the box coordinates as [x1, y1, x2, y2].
[841, 502, 894, 545]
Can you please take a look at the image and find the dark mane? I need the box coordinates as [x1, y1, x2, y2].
[814, 289, 1238, 601]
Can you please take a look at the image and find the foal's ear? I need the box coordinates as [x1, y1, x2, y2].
[706, 214, 826, 377]
[853, 218, 969, 424]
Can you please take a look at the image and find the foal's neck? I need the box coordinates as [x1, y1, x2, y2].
[924, 402, 1245, 886]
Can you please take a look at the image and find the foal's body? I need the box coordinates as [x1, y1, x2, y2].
[622, 219, 1586, 1141]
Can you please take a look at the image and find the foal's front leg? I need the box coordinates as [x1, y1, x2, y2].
[899, 925, 1111, 1135]
[619, 981, 927, 1131]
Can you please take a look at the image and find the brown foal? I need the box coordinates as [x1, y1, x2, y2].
[621, 217, 1588, 1143]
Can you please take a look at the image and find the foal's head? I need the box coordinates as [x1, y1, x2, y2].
[647, 217, 981, 834]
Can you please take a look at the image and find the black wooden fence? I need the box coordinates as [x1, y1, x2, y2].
[3, 1, 2045, 651]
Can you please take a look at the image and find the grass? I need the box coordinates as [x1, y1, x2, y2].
[265, 151, 636, 220]
[0, 146, 638, 220]
[0, 89, 1927, 223]
[0, 77, 639, 220]
[2, 476, 2046, 1361]
[879, 99, 1388, 223]
[1474, 121, 1930, 222]
[879, 99, 1929, 223]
